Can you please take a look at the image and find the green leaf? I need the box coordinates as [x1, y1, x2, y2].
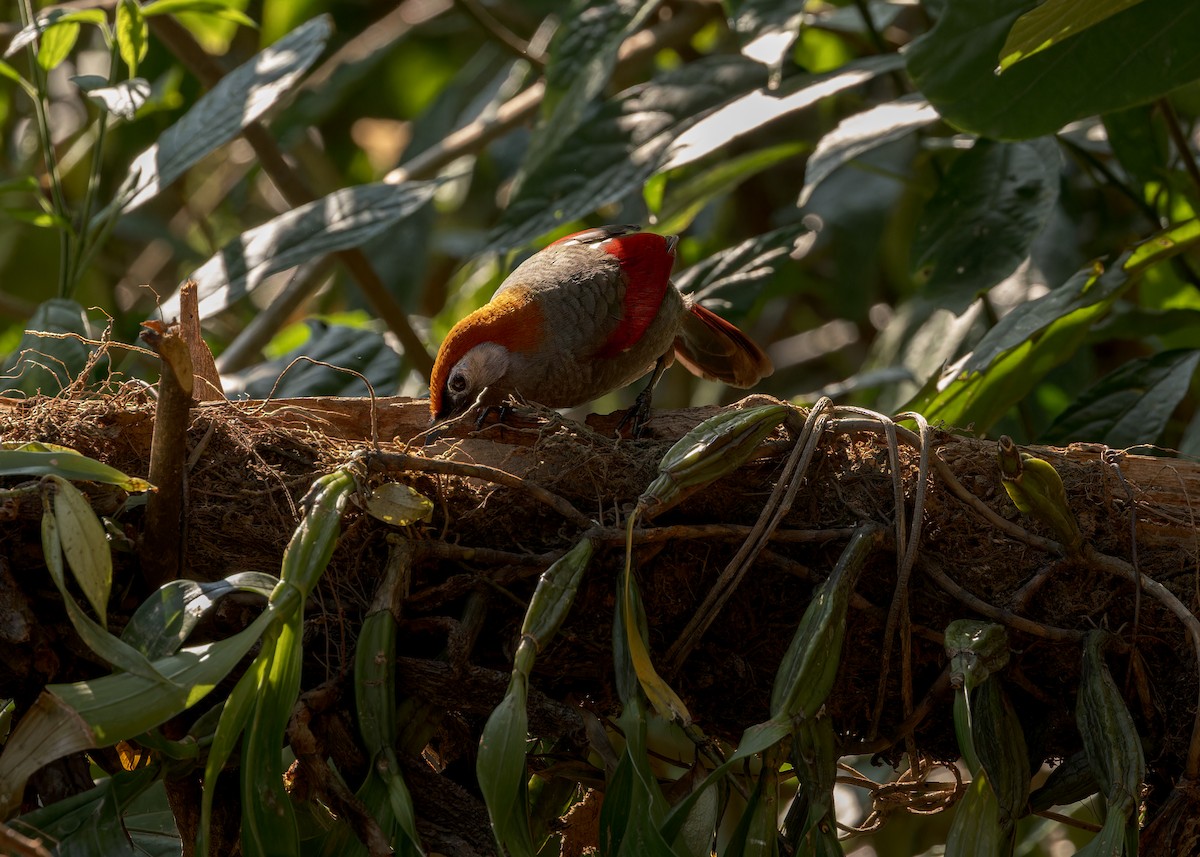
[121, 572, 279, 660]
[906, 0, 1200, 140]
[907, 219, 1200, 432]
[0, 59, 34, 96]
[487, 55, 768, 252]
[6, 9, 108, 58]
[37, 21, 80, 71]
[999, 0, 1151, 72]
[729, 0, 807, 72]
[162, 181, 437, 321]
[912, 139, 1061, 313]
[223, 319, 404, 398]
[2, 298, 94, 398]
[0, 443, 152, 492]
[674, 222, 813, 316]
[1, 206, 72, 229]
[799, 93, 940, 207]
[478, 674, 535, 857]
[142, 0, 257, 27]
[650, 141, 808, 235]
[110, 15, 331, 215]
[1041, 349, 1200, 447]
[116, 0, 149, 76]
[522, 0, 662, 185]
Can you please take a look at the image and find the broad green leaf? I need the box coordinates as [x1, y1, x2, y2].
[37, 21, 79, 71]
[487, 55, 768, 252]
[111, 15, 331, 215]
[116, 0, 149, 76]
[0, 443, 152, 492]
[363, 482, 434, 527]
[729, 0, 807, 72]
[912, 139, 1061, 313]
[223, 319, 404, 398]
[664, 53, 905, 175]
[799, 93, 940, 207]
[0, 609, 274, 815]
[906, 0, 1200, 140]
[121, 572, 279, 660]
[674, 222, 814, 316]
[522, 0, 662, 186]
[999, 0, 1151, 72]
[1041, 349, 1200, 447]
[907, 219, 1200, 431]
[478, 675, 535, 857]
[1102, 105, 1170, 190]
[12, 767, 165, 857]
[76, 77, 152, 120]
[47, 474, 111, 624]
[161, 180, 438, 321]
[2, 299, 91, 398]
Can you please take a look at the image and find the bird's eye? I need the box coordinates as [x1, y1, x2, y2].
[448, 374, 467, 394]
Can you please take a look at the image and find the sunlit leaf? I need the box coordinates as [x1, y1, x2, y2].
[907, 0, 1200, 140]
[1041, 349, 1200, 446]
[75, 77, 152, 120]
[143, 0, 258, 27]
[111, 15, 331, 214]
[675, 222, 814, 316]
[0, 443, 152, 492]
[37, 21, 79, 71]
[161, 181, 438, 321]
[116, 0, 149, 76]
[999, 0, 1151, 71]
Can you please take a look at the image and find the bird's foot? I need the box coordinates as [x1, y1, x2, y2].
[615, 388, 655, 439]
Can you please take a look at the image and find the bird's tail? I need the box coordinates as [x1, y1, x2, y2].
[673, 302, 773, 388]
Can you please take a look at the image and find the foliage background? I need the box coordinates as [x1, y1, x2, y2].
[2, 0, 1200, 854]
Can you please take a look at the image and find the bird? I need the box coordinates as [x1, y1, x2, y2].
[429, 224, 773, 435]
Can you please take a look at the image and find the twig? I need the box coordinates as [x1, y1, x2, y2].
[456, 0, 546, 66]
[369, 451, 592, 529]
[1160, 97, 1200, 201]
[844, 666, 952, 756]
[919, 555, 1083, 642]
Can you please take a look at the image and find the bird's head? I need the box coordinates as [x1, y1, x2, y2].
[429, 288, 543, 422]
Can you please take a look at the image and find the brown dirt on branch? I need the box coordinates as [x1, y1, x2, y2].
[1, 387, 1198, 850]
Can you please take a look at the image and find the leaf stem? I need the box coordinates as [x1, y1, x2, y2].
[18, 0, 73, 299]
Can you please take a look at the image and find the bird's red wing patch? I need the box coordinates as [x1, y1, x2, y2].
[429, 288, 544, 418]
[594, 232, 676, 358]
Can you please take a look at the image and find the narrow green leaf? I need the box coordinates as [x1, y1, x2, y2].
[1, 207, 72, 229]
[159, 181, 439, 321]
[116, 0, 149, 76]
[799, 93, 940, 207]
[110, 15, 331, 215]
[0, 59, 34, 96]
[521, 538, 593, 645]
[142, 0, 258, 27]
[908, 219, 1200, 432]
[477, 673, 535, 857]
[47, 475, 112, 624]
[906, 0, 1200, 140]
[912, 139, 1061, 313]
[0, 446, 151, 492]
[1042, 349, 1200, 447]
[37, 21, 80, 71]
[999, 0, 1151, 72]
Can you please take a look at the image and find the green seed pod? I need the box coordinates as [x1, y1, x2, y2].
[1078, 631, 1144, 816]
[997, 436, 1083, 554]
[970, 677, 1030, 829]
[639, 404, 789, 518]
[1029, 749, 1099, 813]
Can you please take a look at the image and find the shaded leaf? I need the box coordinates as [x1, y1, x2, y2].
[906, 0, 1200, 140]
[524, 0, 662, 183]
[2, 298, 94, 396]
[912, 139, 1061, 313]
[112, 15, 331, 214]
[364, 483, 434, 527]
[799, 93, 940, 207]
[1041, 349, 1200, 447]
[222, 319, 403, 398]
[675, 222, 814, 316]
[162, 181, 438, 321]
[6, 9, 108, 57]
[999, 0, 1151, 71]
